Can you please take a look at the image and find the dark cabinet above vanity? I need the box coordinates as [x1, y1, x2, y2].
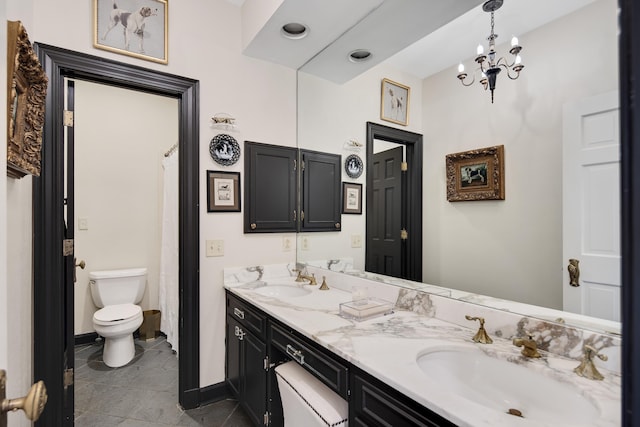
[244, 142, 341, 233]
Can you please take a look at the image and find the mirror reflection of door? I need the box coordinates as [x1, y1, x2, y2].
[367, 144, 404, 277]
[366, 122, 423, 281]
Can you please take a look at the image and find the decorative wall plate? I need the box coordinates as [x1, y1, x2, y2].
[209, 134, 240, 166]
[345, 154, 364, 178]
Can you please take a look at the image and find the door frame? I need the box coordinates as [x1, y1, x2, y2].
[32, 44, 200, 425]
[365, 122, 422, 281]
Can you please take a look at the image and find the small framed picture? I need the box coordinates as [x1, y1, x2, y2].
[381, 78, 410, 126]
[445, 145, 505, 202]
[207, 171, 241, 212]
[93, 0, 168, 64]
[343, 182, 363, 214]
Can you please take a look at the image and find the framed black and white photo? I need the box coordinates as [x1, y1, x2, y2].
[381, 78, 410, 126]
[445, 145, 505, 202]
[343, 182, 362, 214]
[93, 0, 168, 64]
[207, 171, 241, 212]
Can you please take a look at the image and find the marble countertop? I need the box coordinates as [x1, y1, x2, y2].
[225, 277, 621, 427]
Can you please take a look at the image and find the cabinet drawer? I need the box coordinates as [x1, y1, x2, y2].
[226, 292, 267, 340]
[270, 322, 348, 398]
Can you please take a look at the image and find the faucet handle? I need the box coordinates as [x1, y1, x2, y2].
[465, 315, 493, 344]
[574, 345, 608, 380]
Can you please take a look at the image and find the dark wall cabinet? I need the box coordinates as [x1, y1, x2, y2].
[225, 291, 457, 427]
[244, 142, 341, 233]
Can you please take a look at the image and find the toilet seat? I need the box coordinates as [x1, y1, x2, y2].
[93, 303, 142, 326]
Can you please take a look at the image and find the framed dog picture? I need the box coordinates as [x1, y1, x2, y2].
[342, 182, 363, 214]
[445, 145, 505, 202]
[93, 0, 168, 64]
[207, 171, 241, 212]
[381, 78, 410, 126]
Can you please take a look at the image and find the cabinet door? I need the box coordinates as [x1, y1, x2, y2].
[351, 369, 456, 427]
[226, 316, 242, 398]
[300, 150, 342, 232]
[245, 141, 298, 233]
[242, 329, 268, 426]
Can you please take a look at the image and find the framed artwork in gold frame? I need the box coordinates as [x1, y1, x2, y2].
[93, 0, 168, 64]
[380, 78, 410, 126]
[446, 145, 505, 202]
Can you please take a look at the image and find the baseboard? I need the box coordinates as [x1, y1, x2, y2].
[199, 381, 230, 406]
[74, 332, 99, 346]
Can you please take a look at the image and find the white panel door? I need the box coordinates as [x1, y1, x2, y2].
[563, 91, 620, 321]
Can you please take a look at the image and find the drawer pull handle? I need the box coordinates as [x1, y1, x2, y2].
[286, 344, 305, 365]
[233, 307, 245, 319]
[235, 326, 245, 341]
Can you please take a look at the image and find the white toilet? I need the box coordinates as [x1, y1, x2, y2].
[89, 267, 147, 368]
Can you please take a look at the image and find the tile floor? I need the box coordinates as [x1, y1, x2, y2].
[74, 336, 253, 426]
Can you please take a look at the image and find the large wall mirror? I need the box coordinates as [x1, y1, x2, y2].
[296, 0, 620, 333]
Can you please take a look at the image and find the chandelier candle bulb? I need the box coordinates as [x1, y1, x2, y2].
[511, 36, 519, 47]
[477, 44, 484, 55]
[458, 63, 465, 73]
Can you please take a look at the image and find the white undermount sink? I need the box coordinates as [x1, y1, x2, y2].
[252, 284, 311, 298]
[416, 345, 600, 425]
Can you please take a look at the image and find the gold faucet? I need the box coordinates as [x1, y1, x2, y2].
[574, 345, 608, 380]
[513, 333, 541, 358]
[298, 272, 317, 285]
[465, 315, 493, 344]
[319, 276, 330, 290]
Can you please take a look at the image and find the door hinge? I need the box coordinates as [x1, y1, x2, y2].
[263, 356, 275, 371]
[263, 411, 270, 425]
[63, 368, 74, 389]
[401, 161, 408, 172]
[400, 229, 408, 240]
[63, 239, 74, 256]
[63, 110, 74, 127]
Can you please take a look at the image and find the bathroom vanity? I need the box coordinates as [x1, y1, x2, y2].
[224, 267, 621, 427]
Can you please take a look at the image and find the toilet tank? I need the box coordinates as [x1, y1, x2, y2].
[89, 267, 147, 307]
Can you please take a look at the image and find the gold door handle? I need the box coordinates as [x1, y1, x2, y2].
[74, 258, 86, 283]
[1, 370, 48, 422]
[568, 258, 580, 287]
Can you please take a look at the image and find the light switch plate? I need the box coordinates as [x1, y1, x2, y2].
[206, 240, 224, 257]
[78, 217, 89, 230]
[282, 236, 293, 252]
[300, 236, 310, 251]
[351, 234, 362, 248]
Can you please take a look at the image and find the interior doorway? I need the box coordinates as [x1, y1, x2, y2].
[32, 44, 200, 425]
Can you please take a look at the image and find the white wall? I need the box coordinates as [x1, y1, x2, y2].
[421, 0, 617, 308]
[297, 65, 423, 269]
[6, 0, 297, 390]
[73, 80, 178, 335]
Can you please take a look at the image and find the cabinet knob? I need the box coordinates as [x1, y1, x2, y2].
[250, 223, 257, 230]
[335, 223, 341, 229]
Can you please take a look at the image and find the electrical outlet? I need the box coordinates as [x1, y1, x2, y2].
[282, 236, 293, 252]
[351, 234, 362, 248]
[301, 236, 310, 251]
[206, 239, 224, 257]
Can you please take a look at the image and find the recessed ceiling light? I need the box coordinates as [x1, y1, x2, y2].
[348, 49, 372, 63]
[281, 23, 308, 40]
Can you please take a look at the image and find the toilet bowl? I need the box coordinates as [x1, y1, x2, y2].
[275, 361, 348, 427]
[89, 268, 147, 368]
[93, 303, 143, 367]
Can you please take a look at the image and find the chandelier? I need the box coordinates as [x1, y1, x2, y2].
[456, 0, 524, 103]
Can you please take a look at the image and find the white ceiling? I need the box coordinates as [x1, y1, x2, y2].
[231, 0, 597, 83]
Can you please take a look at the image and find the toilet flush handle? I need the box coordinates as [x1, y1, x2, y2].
[74, 258, 86, 283]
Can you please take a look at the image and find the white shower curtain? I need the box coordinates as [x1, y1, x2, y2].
[159, 151, 179, 354]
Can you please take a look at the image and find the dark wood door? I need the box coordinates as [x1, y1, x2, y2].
[244, 142, 297, 233]
[225, 317, 242, 398]
[242, 331, 267, 426]
[367, 146, 404, 277]
[300, 150, 341, 232]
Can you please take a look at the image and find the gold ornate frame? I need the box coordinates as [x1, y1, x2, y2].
[446, 145, 505, 202]
[6, 21, 48, 179]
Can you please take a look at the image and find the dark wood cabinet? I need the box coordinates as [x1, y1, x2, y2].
[300, 150, 342, 232]
[226, 293, 268, 425]
[244, 142, 342, 233]
[350, 367, 457, 427]
[225, 291, 457, 427]
[244, 141, 298, 233]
